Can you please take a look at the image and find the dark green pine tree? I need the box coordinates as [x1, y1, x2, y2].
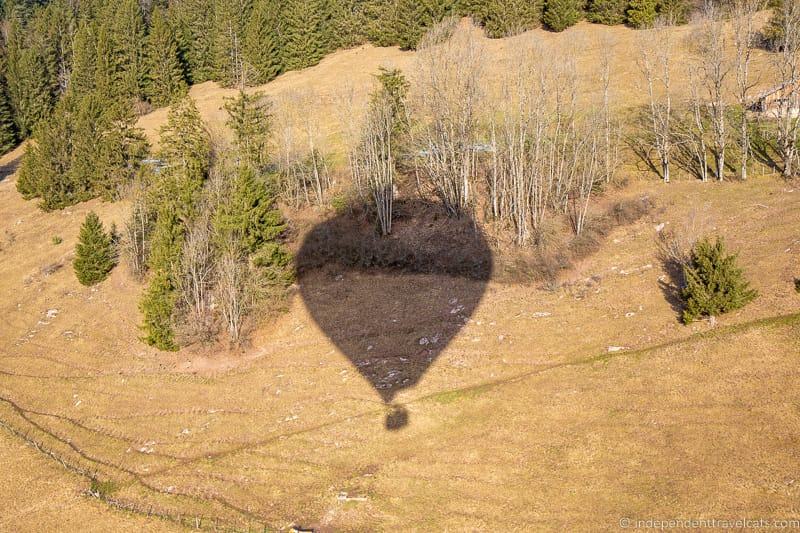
[5, 18, 54, 137]
[16, 97, 91, 211]
[73, 211, 115, 286]
[626, 0, 657, 28]
[681, 238, 758, 324]
[108, 0, 147, 101]
[362, 0, 401, 47]
[543, 0, 582, 31]
[481, 0, 543, 38]
[214, 165, 287, 253]
[587, 0, 628, 25]
[144, 8, 188, 107]
[169, 0, 216, 84]
[326, 0, 370, 49]
[244, 0, 283, 84]
[27, 0, 76, 98]
[92, 19, 124, 101]
[93, 101, 148, 200]
[0, 75, 19, 155]
[213, 0, 253, 87]
[281, 0, 330, 71]
[139, 267, 179, 351]
[395, 0, 454, 50]
[69, 20, 98, 98]
[224, 90, 272, 169]
[157, 96, 211, 193]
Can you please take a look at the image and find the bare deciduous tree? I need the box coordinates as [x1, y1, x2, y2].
[696, 1, 730, 180]
[639, 19, 675, 183]
[351, 94, 396, 235]
[122, 181, 154, 280]
[177, 216, 215, 341]
[732, 0, 763, 181]
[412, 19, 484, 217]
[216, 236, 252, 345]
[772, 0, 800, 178]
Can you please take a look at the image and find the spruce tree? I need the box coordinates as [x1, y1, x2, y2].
[69, 20, 98, 98]
[543, 0, 582, 31]
[144, 8, 188, 107]
[213, 0, 253, 87]
[74, 211, 115, 286]
[139, 269, 179, 351]
[482, 0, 542, 37]
[5, 18, 54, 137]
[681, 237, 758, 324]
[157, 96, 211, 191]
[587, 0, 628, 25]
[169, 0, 216, 84]
[214, 165, 286, 253]
[626, 0, 658, 28]
[224, 90, 272, 169]
[244, 0, 283, 84]
[395, 0, 454, 50]
[0, 75, 18, 154]
[281, 0, 329, 70]
[16, 97, 90, 211]
[109, 0, 146, 101]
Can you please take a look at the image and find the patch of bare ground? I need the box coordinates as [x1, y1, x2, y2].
[0, 17, 798, 530]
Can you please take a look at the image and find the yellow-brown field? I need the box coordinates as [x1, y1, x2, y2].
[1, 16, 799, 532]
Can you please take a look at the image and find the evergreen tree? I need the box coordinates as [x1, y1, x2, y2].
[243, 0, 283, 84]
[108, 0, 146, 100]
[145, 8, 188, 107]
[16, 97, 89, 210]
[69, 20, 98, 98]
[626, 0, 658, 28]
[157, 96, 211, 190]
[169, 0, 216, 84]
[395, 0, 455, 50]
[92, 101, 148, 200]
[587, 0, 628, 25]
[482, 0, 542, 37]
[213, 0, 253, 87]
[281, 0, 329, 70]
[139, 268, 179, 350]
[0, 75, 18, 154]
[5, 17, 54, 137]
[543, 0, 582, 31]
[73, 211, 115, 286]
[681, 237, 758, 324]
[214, 165, 286, 253]
[657, 0, 690, 25]
[224, 90, 272, 169]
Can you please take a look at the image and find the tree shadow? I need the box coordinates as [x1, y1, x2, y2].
[657, 255, 686, 321]
[0, 154, 21, 184]
[295, 200, 492, 431]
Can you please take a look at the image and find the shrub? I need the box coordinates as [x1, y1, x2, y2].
[73, 212, 115, 286]
[681, 237, 757, 324]
[794, 278, 800, 293]
[52, 236, 63, 245]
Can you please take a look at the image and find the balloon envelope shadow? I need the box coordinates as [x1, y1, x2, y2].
[296, 201, 492, 430]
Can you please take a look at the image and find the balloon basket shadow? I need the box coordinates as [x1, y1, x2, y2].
[385, 404, 409, 431]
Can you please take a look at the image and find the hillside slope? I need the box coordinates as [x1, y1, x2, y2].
[0, 19, 798, 530]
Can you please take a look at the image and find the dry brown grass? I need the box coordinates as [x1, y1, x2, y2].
[0, 16, 799, 530]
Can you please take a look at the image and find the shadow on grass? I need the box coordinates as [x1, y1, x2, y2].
[295, 199, 492, 431]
